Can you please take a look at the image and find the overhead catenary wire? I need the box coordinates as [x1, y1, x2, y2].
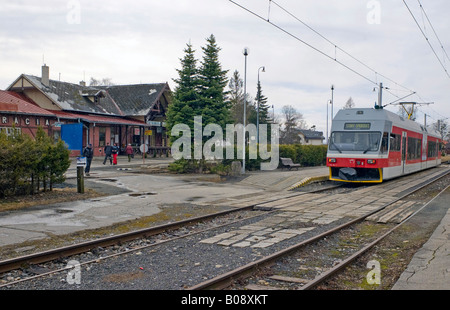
[416, 0, 450, 64]
[229, 0, 378, 86]
[402, 0, 450, 79]
[270, 0, 415, 95]
[229, 0, 448, 122]
[228, 0, 416, 101]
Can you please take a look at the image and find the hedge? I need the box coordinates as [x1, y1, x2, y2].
[168, 143, 328, 174]
[280, 144, 328, 167]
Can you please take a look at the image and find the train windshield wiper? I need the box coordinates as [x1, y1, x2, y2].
[363, 147, 372, 154]
[331, 142, 342, 153]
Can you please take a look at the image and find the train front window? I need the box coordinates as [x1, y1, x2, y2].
[329, 131, 381, 153]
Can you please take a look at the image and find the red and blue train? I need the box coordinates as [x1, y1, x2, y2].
[327, 107, 442, 183]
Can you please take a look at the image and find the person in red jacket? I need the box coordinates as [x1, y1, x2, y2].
[125, 144, 134, 162]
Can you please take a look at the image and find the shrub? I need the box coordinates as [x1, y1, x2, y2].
[0, 127, 70, 198]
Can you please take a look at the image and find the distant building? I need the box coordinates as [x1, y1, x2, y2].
[2, 64, 171, 157]
[297, 129, 325, 145]
[0, 90, 56, 137]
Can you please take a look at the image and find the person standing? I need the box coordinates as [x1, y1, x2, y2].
[112, 143, 119, 165]
[103, 143, 112, 165]
[125, 144, 134, 162]
[83, 143, 94, 176]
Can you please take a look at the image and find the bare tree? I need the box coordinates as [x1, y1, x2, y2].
[343, 97, 355, 109]
[280, 105, 305, 144]
[89, 77, 114, 86]
[228, 70, 254, 124]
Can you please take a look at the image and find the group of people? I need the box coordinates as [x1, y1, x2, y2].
[82, 143, 135, 176]
[102, 142, 120, 165]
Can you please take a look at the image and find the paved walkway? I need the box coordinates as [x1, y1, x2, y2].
[392, 185, 450, 290]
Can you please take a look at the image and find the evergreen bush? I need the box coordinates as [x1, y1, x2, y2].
[0, 127, 70, 198]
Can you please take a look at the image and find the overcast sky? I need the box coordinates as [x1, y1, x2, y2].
[1, 0, 449, 135]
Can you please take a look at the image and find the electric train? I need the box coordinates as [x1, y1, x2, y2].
[326, 107, 442, 183]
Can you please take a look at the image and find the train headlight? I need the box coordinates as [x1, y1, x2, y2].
[367, 159, 376, 164]
[328, 158, 337, 163]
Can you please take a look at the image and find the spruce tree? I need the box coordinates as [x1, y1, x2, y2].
[197, 34, 230, 129]
[167, 35, 232, 171]
[249, 81, 270, 126]
[166, 42, 198, 144]
[255, 80, 270, 124]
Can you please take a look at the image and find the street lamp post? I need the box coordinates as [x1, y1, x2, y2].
[331, 85, 334, 121]
[326, 100, 330, 144]
[242, 47, 249, 174]
[257, 66, 265, 144]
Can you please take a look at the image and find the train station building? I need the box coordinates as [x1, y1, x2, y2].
[1, 64, 172, 157]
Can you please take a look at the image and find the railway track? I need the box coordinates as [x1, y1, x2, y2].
[190, 168, 449, 290]
[0, 180, 342, 287]
[0, 166, 448, 289]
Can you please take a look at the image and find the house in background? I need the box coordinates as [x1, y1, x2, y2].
[297, 128, 325, 145]
[0, 90, 57, 138]
[4, 64, 172, 157]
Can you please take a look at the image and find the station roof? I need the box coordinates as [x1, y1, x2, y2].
[0, 90, 55, 116]
[7, 74, 170, 118]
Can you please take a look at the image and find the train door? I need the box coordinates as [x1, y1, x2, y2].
[422, 134, 427, 169]
[401, 131, 407, 174]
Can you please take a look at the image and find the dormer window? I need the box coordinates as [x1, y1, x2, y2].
[81, 89, 106, 104]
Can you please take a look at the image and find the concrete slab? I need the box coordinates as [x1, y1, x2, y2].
[392, 186, 450, 290]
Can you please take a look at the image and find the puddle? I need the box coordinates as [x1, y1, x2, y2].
[128, 192, 157, 197]
[55, 209, 73, 214]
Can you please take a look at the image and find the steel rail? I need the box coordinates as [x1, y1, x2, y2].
[0, 184, 339, 274]
[188, 168, 449, 290]
[300, 184, 449, 290]
[0, 206, 252, 274]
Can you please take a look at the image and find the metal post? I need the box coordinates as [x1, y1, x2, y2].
[77, 166, 84, 193]
[331, 85, 334, 121]
[242, 48, 249, 174]
[378, 82, 383, 108]
[326, 100, 329, 144]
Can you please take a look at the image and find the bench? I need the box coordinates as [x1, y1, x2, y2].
[280, 157, 301, 170]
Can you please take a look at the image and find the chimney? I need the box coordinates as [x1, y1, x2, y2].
[42, 64, 49, 87]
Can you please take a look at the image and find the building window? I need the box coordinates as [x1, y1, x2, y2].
[53, 130, 61, 143]
[0, 127, 21, 136]
[99, 127, 106, 147]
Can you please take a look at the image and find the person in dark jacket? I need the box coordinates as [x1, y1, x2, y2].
[103, 143, 112, 165]
[83, 144, 94, 176]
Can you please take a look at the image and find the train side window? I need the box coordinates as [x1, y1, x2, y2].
[407, 137, 422, 160]
[380, 132, 389, 153]
[389, 133, 401, 152]
[427, 141, 437, 158]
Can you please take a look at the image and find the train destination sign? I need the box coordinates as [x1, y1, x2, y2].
[344, 122, 371, 130]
